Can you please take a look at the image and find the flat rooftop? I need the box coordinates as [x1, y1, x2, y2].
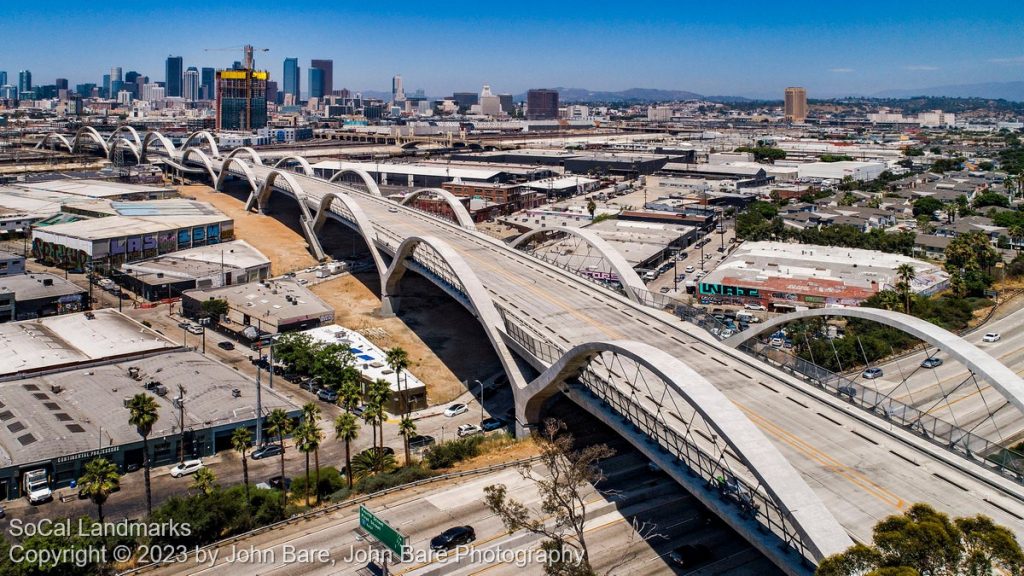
[0, 349, 299, 468]
[303, 325, 425, 394]
[122, 240, 269, 284]
[186, 279, 332, 325]
[33, 211, 230, 241]
[0, 272, 84, 302]
[14, 179, 175, 199]
[0, 309, 178, 377]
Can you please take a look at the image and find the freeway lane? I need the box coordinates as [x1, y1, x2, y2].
[200, 157, 1024, 547]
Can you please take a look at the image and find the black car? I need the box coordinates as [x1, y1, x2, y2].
[480, 417, 505, 432]
[430, 526, 476, 551]
[217, 341, 235, 351]
[668, 544, 713, 568]
[251, 444, 284, 460]
[408, 435, 436, 450]
[268, 475, 291, 490]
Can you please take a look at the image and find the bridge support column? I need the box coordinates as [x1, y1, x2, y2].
[380, 294, 398, 317]
[299, 217, 326, 261]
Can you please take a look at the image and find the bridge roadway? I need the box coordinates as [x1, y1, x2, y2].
[174, 153, 1024, 559]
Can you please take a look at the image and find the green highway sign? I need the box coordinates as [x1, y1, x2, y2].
[359, 505, 406, 555]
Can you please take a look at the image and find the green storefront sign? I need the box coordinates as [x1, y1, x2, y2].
[359, 505, 406, 555]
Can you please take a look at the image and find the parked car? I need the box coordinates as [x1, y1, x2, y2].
[251, 444, 284, 460]
[457, 424, 483, 437]
[299, 378, 317, 392]
[684, 265, 695, 273]
[668, 544, 713, 569]
[920, 357, 943, 369]
[186, 324, 204, 335]
[216, 341, 235, 351]
[480, 417, 505, 432]
[317, 388, 339, 403]
[770, 337, 784, 348]
[744, 303, 767, 311]
[430, 526, 476, 551]
[169, 459, 204, 478]
[352, 404, 367, 417]
[983, 332, 1001, 342]
[408, 435, 436, 450]
[444, 403, 468, 417]
[862, 367, 884, 379]
[659, 287, 671, 294]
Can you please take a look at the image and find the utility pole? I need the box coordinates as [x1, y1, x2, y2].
[255, 352, 263, 447]
[176, 385, 186, 464]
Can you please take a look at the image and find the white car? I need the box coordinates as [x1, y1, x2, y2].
[444, 403, 468, 417]
[186, 324, 204, 335]
[684, 265, 695, 273]
[169, 459, 204, 478]
[744, 304, 766, 311]
[982, 332, 1001, 342]
[457, 424, 482, 437]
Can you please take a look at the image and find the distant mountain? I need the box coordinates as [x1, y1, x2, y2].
[873, 81, 1024, 102]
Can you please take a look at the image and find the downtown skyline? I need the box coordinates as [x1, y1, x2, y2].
[1, 1, 1023, 99]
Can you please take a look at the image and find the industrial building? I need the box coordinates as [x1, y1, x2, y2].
[13, 179, 177, 201]
[0, 252, 25, 277]
[0, 273, 88, 322]
[0, 310, 299, 500]
[31, 200, 233, 271]
[442, 181, 545, 212]
[794, 161, 887, 182]
[696, 241, 949, 310]
[660, 163, 774, 189]
[181, 278, 334, 338]
[116, 240, 271, 301]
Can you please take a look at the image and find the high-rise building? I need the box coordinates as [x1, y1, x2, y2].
[308, 67, 324, 99]
[117, 91, 132, 106]
[165, 55, 183, 98]
[216, 67, 269, 131]
[110, 66, 123, 97]
[55, 78, 68, 90]
[392, 74, 404, 102]
[124, 71, 140, 97]
[18, 70, 32, 94]
[266, 81, 278, 105]
[184, 67, 201, 102]
[526, 89, 559, 120]
[784, 87, 807, 123]
[201, 67, 216, 100]
[102, 74, 110, 98]
[479, 84, 502, 116]
[498, 93, 514, 115]
[142, 83, 165, 102]
[282, 57, 300, 100]
[0, 72, 7, 88]
[452, 92, 478, 111]
[75, 83, 96, 98]
[310, 59, 333, 96]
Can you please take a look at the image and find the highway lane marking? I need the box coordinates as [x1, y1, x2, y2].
[736, 402, 905, 510]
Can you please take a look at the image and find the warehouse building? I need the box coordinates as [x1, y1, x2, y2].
[0, 310, 300, 499]
[181, 278, 334, 338]
[116, 240, 271, 301]
[0, 273, 89, 322]
[696, 241, 948, 310]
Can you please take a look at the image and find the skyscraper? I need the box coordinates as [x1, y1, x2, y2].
[165, 56, 183, 98]
[308, 67, 324, 99]
[310, 59, 333, 97]
[102, 74, 110, 98]
[0, 72, 7, 88]
[216, 67, 268, 131]
[266, 81, 278, 105]
[784, 87, 807, 123]
[18, 70, 32, 94]
[201, 67, 215, 100]
[110, 67, 123, 98]
[184, 67, 201, 102]
[55, 78, 68, 90]
[282, 57, 300, 101]
[526, 89, 559, 120]
[392, 74, 404, 102]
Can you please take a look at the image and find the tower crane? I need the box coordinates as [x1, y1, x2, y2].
[204, 45, 269, 69]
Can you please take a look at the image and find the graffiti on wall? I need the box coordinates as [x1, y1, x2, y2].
[32, 239, 88, 270]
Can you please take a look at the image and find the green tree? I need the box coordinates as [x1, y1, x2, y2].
[266, 408, 293, 484]
[586, 199, 597, 217]
[944, 231, 1000, 296]
[385, 346, 410, 413]
[298, 402, 323, 505]
[1009, 224, 1024, 253]
[78, 457, 120, 523]
[313, 342, 358, 395]
[127, 393, 159, 515]
[273, 332, 320, 375]
[334, 411, 360, 489]
[911, 197, 942, 219]
[191, 467, 217, 496]
[895, 263, 916, 315]
[973, 191, 1010, 209]
[231, 426, 252, 504]
[399, 416, 416, 466]
[199, 298, 228, 320]
[350, 447, 397, 482]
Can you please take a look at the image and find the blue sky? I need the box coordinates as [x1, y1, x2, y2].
[2, 1, 1022, 98]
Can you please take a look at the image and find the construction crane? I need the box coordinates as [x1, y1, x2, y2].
[204, 45, 268, 69]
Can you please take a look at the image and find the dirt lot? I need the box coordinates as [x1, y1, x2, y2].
[311, 271, 501, 404]
[178, 183, 317, 274]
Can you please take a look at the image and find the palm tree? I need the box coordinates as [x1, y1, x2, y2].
[301, 402, 323, 505]
[370, 378, 392, 449]
[78, 457, 120, 523]
[895, 263, 917, 315]
[127, 393, 159, 515]
[350, 448, 397, 482]
[385, 346, 410, 413]
[1009, 224, 1024, 253]
[399, 416, 416, 466]
[266, 408, 293, 484]
[231, 427, 252, 504]
[334, 412, 359, 489]
[295, 419, 322, 507]
[191, 467, 216, 496]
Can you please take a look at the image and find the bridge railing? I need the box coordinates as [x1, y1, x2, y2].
[496, 305, 813, 564]
[738, 340, 1024, 482]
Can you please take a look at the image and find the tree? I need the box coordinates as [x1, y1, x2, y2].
[334, 412, 360, 489]
[350, 447, 397, 482]
[586, 199, 597, 217]
[199, 298, 228, 320]
[911, 197, 942, 219]
[266, 408, 293, 484]
[273, 332, 320, 375]
[385, 346, 410, 413]
[298, 402, 324, 505]
[817, 503, 1023, 576]
[484, 419, 617, 576]
[895, 263, 916, 315]
[399, 416, 416, 466]
[231, 426, 252, 505]
[944, 231, 1000, 296]
[78, 457, 120, 523]
[313, 342, 358, 394]
[191, 468, 217, 496]
[1009, 224, 1024, 253]
[973, 191, 1010, 209]
[127, 393, 159, 516]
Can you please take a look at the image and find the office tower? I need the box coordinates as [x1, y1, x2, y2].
[110, 66, 123, 97]
[392, 74, 404, 102]
[55, 78, 68, 90]
[498, 93, 514, 115]
[117, 91, 132, 106]
[124, 71, 140, 97]
[452, 92, 478, 111]
[784, 87, 807, 123]
[282, 57, 299, 100]
[308, 67, 324, 99]
[102, 74, 110, 97]
[18, 70, 32, 94]
[201, 67, 215, 100]
[266, 81, 278, 104]
[143, 83, 165, 102]
[479, 84, 502, 116]
[183, 67, 200, 102]
[310, 59, 333, 96]
[526, 89, 559, 120]
[216, 66, 268, 131]
[0, 71, 6, 88]
[165, 55, 183, 97]
[76, 83, 96, 97]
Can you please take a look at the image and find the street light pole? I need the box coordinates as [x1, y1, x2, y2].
[255, 356, 263, 447]
[475, 379, 484, 422]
